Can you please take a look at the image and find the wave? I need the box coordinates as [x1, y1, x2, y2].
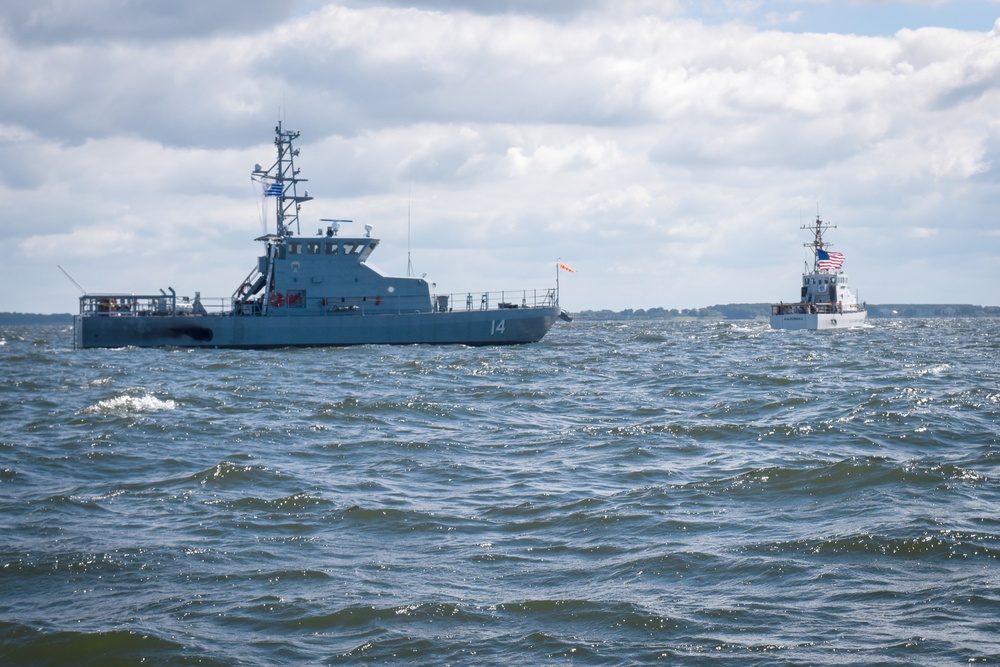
[0, 621, 228, 666]
[747, 527, 1000, 563]
[206, 491, 332, 512]
[82, 392, 176, 414]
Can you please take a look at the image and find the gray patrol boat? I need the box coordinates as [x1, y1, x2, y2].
[75, 123, 570, 348]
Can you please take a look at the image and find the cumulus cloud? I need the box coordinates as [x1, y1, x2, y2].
[0, 0, 298, 44]
[2, 0, 999, 314]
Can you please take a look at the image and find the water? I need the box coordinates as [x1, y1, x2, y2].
[1, 318, 998, 665]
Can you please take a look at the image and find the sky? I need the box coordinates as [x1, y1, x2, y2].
[2, 0, 1000, 314]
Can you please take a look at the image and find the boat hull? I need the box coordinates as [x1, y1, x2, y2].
[75, 307, 563, 349]
[770, 310, 868, 330]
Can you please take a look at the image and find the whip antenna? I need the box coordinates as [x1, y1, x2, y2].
[58, 265, 87, 295]
[406, 173, 414, 277]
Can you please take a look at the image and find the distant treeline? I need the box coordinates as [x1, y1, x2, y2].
[2, 304, 998, 325]
[573, 304, 1000, 321]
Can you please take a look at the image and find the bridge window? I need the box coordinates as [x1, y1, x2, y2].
[326, 242, 339, 254]
[307, 242, 321, 254]
[288, 242, 302, 255]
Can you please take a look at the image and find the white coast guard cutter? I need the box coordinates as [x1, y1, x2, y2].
[770, 215, 868, 330]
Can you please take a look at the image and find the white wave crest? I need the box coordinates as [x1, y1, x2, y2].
[86, 394, 177, 414]
[915, 363, 951, 376]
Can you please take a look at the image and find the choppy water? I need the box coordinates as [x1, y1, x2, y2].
[1, 318, 998, 666]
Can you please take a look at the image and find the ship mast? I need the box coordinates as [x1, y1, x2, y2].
[803, 215, 836, 273]
[253, 122, 314, 237]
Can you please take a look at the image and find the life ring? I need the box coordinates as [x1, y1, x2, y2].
[270, 291, 285, 308]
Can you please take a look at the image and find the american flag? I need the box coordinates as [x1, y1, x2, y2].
[817, 248, 845, 271]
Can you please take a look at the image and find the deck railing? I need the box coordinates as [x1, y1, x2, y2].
[82, 288, 558, 317]
[772, 302, 867, 316]
[78, 294, 210, 317]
